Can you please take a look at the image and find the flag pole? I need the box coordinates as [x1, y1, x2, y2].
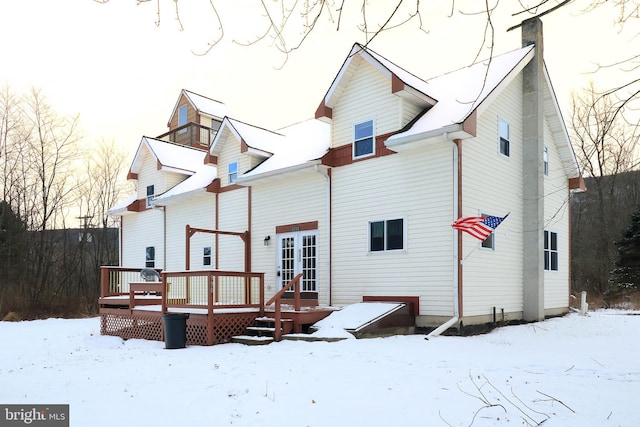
[461, 242, 481, 264]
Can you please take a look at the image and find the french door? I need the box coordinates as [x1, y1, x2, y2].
[277, 231, 318, 292]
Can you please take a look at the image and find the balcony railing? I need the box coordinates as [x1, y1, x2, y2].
[156, 123, 217, 148]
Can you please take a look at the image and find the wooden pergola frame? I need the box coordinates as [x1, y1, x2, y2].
[185, 224, 251, 272]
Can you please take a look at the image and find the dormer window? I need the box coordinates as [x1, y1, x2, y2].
[146, 185, 155, 207]
[354, 120, 374, 159]
[178, 105, 187, 126]
[178, 104, 188, 134]
[228, 161, 238, 184]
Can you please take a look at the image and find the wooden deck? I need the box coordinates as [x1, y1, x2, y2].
[99, 267, 333, 346]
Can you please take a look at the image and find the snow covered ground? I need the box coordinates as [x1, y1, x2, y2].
[1, 310, 638, 426]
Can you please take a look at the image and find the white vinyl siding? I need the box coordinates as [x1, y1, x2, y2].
[121, 209, 165, 269]
[217, 188, 249, 272]
[543, 117, 570, 310]
[216, 134, 253, 186]
[249, 169, 328, 303]
[164, 191, 216, 271]
[137, 149, 190, 204]
[331, 59, 402, 150]
[461, 74, 524, 318]
[331, 143, 454, 317]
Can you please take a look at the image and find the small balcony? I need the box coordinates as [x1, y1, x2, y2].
[156, 123, 217, 149]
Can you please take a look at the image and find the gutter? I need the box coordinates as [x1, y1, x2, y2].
[235, 160, 322, 184]
[313, 165, 332, 306]
[385, 123, 463, 149]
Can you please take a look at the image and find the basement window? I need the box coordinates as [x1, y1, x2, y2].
[498, 118, 510, 157]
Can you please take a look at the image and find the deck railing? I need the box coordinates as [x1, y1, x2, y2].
[100, 266, 157, 297]
[100, 266, 265, 315]
[162, 270, 264, 312]
[265, 273, 303, 341]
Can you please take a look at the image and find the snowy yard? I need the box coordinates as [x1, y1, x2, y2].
[1, 311, 638, 426]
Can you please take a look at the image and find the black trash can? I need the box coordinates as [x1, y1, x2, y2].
[162, 313, 189, 349]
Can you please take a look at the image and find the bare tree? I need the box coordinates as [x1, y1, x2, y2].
[73, 139, 130, 309]
[570, 82, 640, 296]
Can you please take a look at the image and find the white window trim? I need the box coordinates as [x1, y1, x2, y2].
[177, 104, 188, 134]
[353, 119, 376, 160]
[480, 212, 496, 251]
[367, 216, 407, 253]
[146, 184, 155, 208]
[228, 161, 238, 184]
[498, 117, 510, 158]
[543, 145, 549, 176]
[203, 246, 212, 267]
[145, 246, 156, 268]
[544, 229, 559, 272]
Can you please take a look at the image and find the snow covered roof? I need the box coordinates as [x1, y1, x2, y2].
[210, 117, 330, 183]
[210, 118, 283, 158]
[318, 43, 437, 115]
[386, 45, 535, 145]
[106, 193, 137, 216]
[129, 137, 207, 176]
[153, 164, 217, 203]
[183, 90, 228, 119]
[167, 89, 229, 127]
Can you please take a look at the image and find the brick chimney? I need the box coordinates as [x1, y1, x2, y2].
[522, 17, 545, 322]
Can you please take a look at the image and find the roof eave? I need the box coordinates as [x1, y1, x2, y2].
[385, 124, 471, 152]
[235, 160, 322, 184]
[153, 187, 206, 205]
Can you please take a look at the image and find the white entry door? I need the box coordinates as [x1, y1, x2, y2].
[277, 231, 318, 292]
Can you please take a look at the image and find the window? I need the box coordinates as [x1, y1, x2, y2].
[354, 120, 374, 158]
[544, 230, 558, 271]
[203, 246, 212, 266]
[178, 105, 187, 126]
[543, 146, 549, 176]
[145, 246, 156, 268]
[498, 118, 510, 157]
[177, 104, 188, 134]
[228, 161, 238, 184]
[146, 185, 155, 207]
[369, 218, 405, 252]
[480, 212, 496, 250]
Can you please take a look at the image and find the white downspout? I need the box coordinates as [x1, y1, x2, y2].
[427, 136, 459, 338]
[314, 165, 331, 306]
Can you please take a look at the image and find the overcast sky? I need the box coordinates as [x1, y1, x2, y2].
[0, 1, 632, 159]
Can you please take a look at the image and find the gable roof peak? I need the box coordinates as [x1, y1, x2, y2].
[167, 89, 229, 127]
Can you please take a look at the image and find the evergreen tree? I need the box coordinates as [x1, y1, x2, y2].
[609, 208, 640, 291]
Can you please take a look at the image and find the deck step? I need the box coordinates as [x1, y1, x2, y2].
[246, 326, 277, 333]
[231, 335, 274, 346]
[255, 316, 293, 323]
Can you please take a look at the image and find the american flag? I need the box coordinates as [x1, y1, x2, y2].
[452, 213, 509, 241]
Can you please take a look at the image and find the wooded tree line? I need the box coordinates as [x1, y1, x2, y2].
[0, 86, 129, 319]
[570, 82, 640, 306]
